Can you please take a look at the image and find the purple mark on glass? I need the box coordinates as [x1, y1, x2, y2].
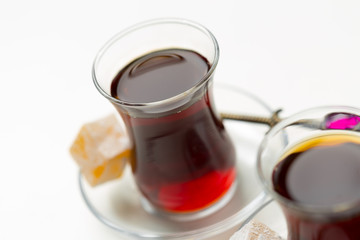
[325, 113, 360, 130]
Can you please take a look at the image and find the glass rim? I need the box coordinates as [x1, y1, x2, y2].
[257, 105, 360, 219]
[92, 18, 220, 108]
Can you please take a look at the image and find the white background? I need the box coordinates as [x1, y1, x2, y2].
[1, 0, 360, 239]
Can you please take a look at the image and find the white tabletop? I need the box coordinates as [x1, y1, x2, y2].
[1, 0, 360, 239]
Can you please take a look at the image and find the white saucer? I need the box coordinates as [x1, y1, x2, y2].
[79, 82, 273, 240]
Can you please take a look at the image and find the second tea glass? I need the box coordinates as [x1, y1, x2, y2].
[257, 106, 360, 240]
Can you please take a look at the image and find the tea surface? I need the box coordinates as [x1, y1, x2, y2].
[273, 134, 360, 207]
[111, 49, 209, 103]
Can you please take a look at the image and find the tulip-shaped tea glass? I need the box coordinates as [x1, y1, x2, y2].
[257, 106, 360, 240]
[92, 19, 237, 220]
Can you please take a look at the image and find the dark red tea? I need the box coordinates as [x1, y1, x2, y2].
[272, 134, 360, 240]
[111, 49, 236, 212]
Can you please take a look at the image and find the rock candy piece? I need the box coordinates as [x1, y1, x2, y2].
[70, 114, 131, 186]
[230, 220, 283, 240]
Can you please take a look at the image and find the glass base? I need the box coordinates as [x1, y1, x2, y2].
[140, 179, 238, 221]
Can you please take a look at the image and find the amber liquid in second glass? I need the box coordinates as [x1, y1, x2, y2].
[273, 133, 360, 240]
[111, 49, 236, 213]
